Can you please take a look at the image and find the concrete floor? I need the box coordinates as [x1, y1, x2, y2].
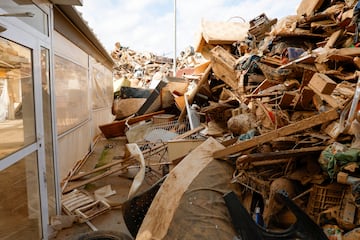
[51, 136, 162, 240]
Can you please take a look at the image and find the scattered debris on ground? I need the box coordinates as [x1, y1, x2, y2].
[58, 1, 360, 239]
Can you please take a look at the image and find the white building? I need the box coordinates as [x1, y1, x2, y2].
[0, 1, 114, 239]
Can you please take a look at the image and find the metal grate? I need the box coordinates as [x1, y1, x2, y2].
[148, 119, 191, 135]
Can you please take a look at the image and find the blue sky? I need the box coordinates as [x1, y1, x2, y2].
[76, 0, 302, 56]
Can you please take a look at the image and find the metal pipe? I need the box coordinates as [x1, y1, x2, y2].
[173, 0, 177, 77]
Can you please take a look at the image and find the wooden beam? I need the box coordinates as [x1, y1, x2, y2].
[237, 146, 326, 164]
[213, 109, 338, 159]
[62, 161, 134, 193]
[69, 158, 130, 181]
[178, 64, 212, 122]
[251, 159, 293, 167]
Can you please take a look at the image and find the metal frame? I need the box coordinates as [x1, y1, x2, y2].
[0, 2, 58, 239]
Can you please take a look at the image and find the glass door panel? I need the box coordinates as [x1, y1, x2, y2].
[0, 151, 42, 239]
[0, 37, 36, 159]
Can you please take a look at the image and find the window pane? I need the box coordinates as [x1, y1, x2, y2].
[0, 38, 36, 159]
[0, 1, 49, 35]
[41, 47, 56, 218]
[91, 63, 113, 109]
[54, 55, 89, 134]
[0, 152, 42, 239]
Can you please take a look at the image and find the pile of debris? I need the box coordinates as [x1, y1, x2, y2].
[90, 0, 360, 239]
[110, 42, 206, 120]
[111, 42, 172, 89]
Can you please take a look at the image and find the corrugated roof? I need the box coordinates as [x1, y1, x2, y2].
[55, 4, 114, 67]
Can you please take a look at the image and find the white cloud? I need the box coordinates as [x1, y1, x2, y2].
[76, 0, 302, 57]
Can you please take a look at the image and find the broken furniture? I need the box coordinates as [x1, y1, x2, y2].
[62, 189, 111, 223]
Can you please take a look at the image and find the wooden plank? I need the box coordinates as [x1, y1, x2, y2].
[317, 48, 360, 65]
[136, 138, 225, 240]
[70, 158, 130, 181]
[178, 64, 212, 122]
[237, 146, 326, 164]
[62, 162, 133, 193]
[335, 47, 360, 57]
[213, 109, 338, 159]
[251, 159, 294, 167]
[325, 29, 344, 49]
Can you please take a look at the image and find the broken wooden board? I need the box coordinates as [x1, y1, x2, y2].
[213, 109, 339, 159]
[62, 161, 134, 193]
[174, 95, 185, 111]
[237, 146, 326, 164]
[317, 48, 360, 64]
[251, 79, 280, 95]
[136, 138, 225, 240]
[70, 159, 128, 181]
[324, 29, 344, 49]
[193, 60, 211, 75]
[297, 0, 325, 17]
[178, 64, 212, 122]
[194, 32, 216, 59]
